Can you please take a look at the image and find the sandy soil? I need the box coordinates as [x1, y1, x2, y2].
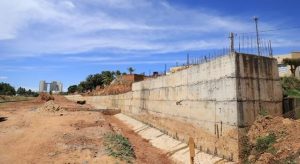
[0, 96, 172, 164]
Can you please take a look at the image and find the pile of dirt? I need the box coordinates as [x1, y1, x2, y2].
[94, 84, 132, 96]
[37, 100, 64, 112]
[37, 93, 54, 102]
[90, 75, 144, 96]
[243, 115, 300, 163]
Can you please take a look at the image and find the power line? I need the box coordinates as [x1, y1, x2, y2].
[237, 25, 300, 35]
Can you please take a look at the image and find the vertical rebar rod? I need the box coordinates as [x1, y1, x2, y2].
[254, 17, 261, 56]
[230, 32, 234, 53]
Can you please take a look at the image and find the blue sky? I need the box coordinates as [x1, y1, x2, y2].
[0, 0, 300, 91]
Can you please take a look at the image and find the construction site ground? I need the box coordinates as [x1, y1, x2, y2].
[0, 95, 172, 164]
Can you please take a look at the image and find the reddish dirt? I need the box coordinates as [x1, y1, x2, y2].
[0, 95, 172, 164]
[88, 74, 145, 96]
[245, 115, 300, 163]
[36, 92, 54, 102]
[105, 115, 174, 164]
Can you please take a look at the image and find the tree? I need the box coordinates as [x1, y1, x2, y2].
[17, 87, 26, 95]
[68, 85, 78, 94]
[283, 58, 300, 77]
[78, 81, 87, 93]
[92, 73, 104, 88]
[16, 87, 38, 96]
[101, 71, 114, 86]
[115, 70, 121, 76]
[85, 74, 95, 90]
[0, 82, 16, 95]
[75, 70, 124, 93]
[127, 67, 135, 75]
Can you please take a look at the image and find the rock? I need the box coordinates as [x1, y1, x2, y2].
[282, 118, 293, 125]
[48, 152, 57, 157]
[248, 155, 256, 162]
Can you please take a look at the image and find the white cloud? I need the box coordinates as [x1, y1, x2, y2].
[0, 76, 8, 80]
[0, 65, 65, 72]
[0, 0, 285, 58]
[94, 60, 185, 65]
[65, 56, 113, 62]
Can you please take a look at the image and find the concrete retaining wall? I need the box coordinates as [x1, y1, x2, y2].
[65, 52, 282, 162]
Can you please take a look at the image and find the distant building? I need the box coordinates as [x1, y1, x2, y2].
[39, 80, 47, 92]
[275, 52, 300, 78]
[39, 81, 63, 93]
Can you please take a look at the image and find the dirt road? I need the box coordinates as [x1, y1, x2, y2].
[0, 96, 172, 164]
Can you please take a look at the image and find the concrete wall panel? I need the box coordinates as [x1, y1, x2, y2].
[65, 53, 282, 162]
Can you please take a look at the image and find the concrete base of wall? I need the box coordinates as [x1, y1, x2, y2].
[123, 111, 239, 161]
[114, 113, 234, 164]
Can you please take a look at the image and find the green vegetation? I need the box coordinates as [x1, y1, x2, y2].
[16, 87, 39, 97]
[280, 76, 300, 98]
[127, 67, 135, 75]
[69, 70, 127, 93]
[286, 89, 300, 98]
[240, 137, 252, 163]
[255, 133, 276, 153]
[67, 85, 78, 94]
[0, 83, 38, 97]
[0, 82, 16, 95]
[282, 58, 300, 77]
[103, 133, 135, 163]
[0, 95, 35, 103]
[258, 108, 269, 116]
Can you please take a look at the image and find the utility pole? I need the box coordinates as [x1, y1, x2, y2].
[187, 53, 190, 66]
[253, 17, 261, 56]
[229, 32, 235, 53]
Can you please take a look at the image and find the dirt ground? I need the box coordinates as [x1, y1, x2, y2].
[244, 115, 300, 164]
[0, 95, 172, 164]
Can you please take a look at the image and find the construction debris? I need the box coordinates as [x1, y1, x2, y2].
[76, 100, 86, 105]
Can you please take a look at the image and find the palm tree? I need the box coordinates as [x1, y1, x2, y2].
[127, 67, 135, 75]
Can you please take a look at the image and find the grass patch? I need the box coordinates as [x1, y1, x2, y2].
[286, 89, 300, 98]
[258, 109, 269, 116]
[103, 133, 135, 163]
[255, 133, 276, 153]
[280, 76, 300, 97]
[240, 136, 252, 163]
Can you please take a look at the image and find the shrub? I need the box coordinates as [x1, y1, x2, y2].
[281, 76, 300, 90]
[280, 77, 300, 97]
[255, 133, 276, 153]
[103, 133, 135, 163]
